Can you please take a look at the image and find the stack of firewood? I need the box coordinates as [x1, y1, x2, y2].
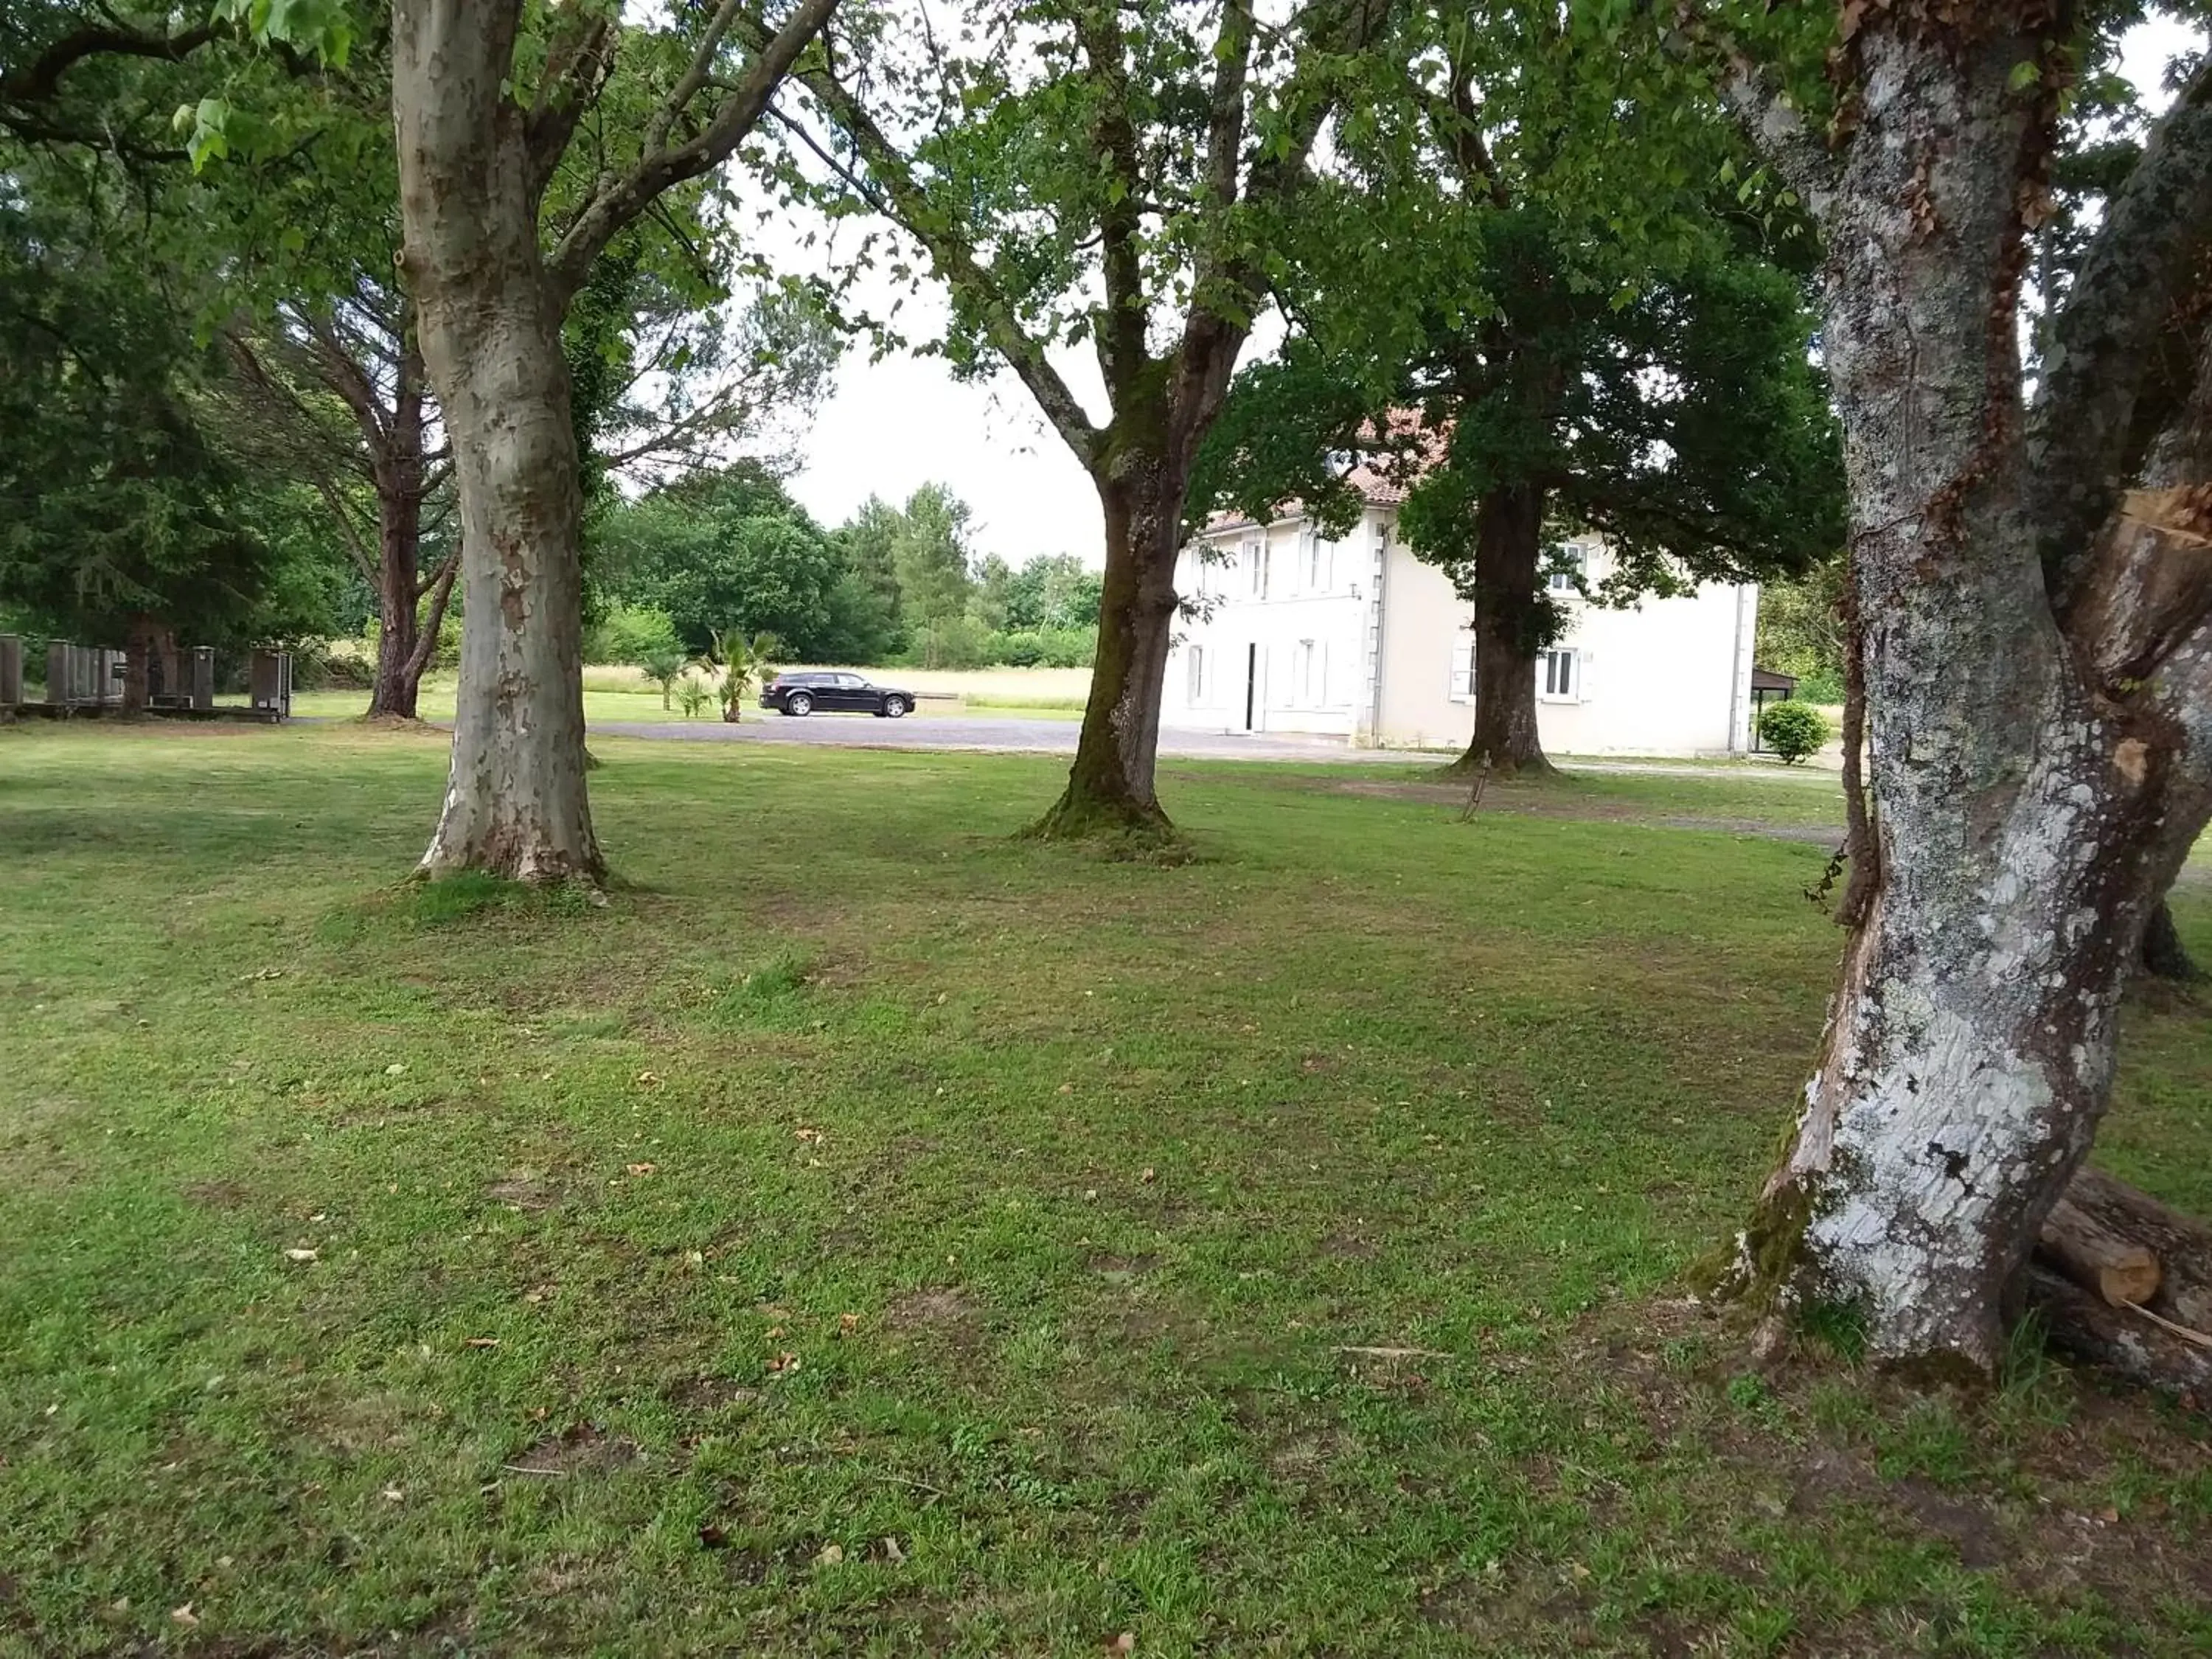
[2031, 1168, 2212, 1393]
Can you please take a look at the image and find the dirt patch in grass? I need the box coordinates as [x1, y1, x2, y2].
[484, 1172, 562, 1211]
[883, 1286, 978, 1334]
[181, 1178, 255, 1210]
[506, 1422, 643, 1477]
[662, 1377, 764, 1411]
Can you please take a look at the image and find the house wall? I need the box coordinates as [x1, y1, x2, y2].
[1164, 509, 1759, 756]
[1161, 512, 1377, 736]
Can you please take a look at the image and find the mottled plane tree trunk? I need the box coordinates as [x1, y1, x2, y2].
[1708, 7, 2212, 1374]
[388, 0, 838, 882]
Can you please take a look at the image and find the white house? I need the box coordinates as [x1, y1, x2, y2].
[1162, 479, 1761, 756]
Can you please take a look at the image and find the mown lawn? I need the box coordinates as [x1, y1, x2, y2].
[2, 723, 2209, 1658]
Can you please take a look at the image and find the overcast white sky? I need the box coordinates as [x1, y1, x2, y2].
[769, 14, 2202, 568]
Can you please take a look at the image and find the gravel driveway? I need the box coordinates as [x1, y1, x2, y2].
[594, 712, 1432, 765]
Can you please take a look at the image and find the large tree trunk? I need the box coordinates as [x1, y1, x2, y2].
[1444, 482, 1551, 778]
[366, 487, 425, 720]
[1712, 15, 2212, 1374]
[1032, 459, 1182, 840]
[392, 0, 601, 884]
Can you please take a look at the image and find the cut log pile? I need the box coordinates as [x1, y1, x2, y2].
[2028, 1167, 2212, 1394]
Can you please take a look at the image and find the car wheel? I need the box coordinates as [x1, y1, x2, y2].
[784, 692, 813, 717]
[882, 695, 908, 718]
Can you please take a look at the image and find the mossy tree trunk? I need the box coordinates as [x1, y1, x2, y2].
[1033, 451, 1185, 838]
[1710, 9, 2212, 1373]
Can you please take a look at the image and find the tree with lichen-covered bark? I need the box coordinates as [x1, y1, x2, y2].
[1659, 0, 2212, 1381]
[760, 0, 1391, 841]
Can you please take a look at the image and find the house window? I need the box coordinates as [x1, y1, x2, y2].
[1243, 537, 1271, 599]
[1542, 648, 1579, 700]
[1304, 529, 1325, 592]
[1547, 542, 1590, 594]
[1188, 644, 1205, 702]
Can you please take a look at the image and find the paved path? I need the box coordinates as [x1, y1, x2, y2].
[594, 713, 1439, 766]
[595, 714, 1845, 783]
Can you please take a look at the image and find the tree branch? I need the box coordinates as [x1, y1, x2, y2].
[403, 552, 459, 680]
[1666, 4, 1837, 226]
[1171, 0, 1377, 451]
[547, 0, 841, 301]
[1077, 4, 1153, 403]
[526, 13, 616, 201]
[2031, 57, 2212, 619]
[780, 37, 1102, 466]
[0, 18, 218, 109]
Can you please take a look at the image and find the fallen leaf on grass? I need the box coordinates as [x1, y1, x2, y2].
[283, 1248, 319, 1264]
[838, 1312, 860, 1336]
[1140, 1167, 1155, 1183]
[698, 1523, 728, 1550]
[384, 1063, 407, 1077]
[881, 1535, 905, 1563]
[635, 1071, 661, 1087]
[1106, 1635, 1134, 1655]
[815, 1543, 844, 1567]
[766, 1352, 801, 1375]
[795, 1126, 823, 1143]
[625, 1162, 657, 1177]
[171, 1604, 198, 1627]
[464, 1338, 500, 1349]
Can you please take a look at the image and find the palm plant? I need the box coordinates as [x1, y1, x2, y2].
[701, 629, 782, 723]
[636, 644, 689, 711]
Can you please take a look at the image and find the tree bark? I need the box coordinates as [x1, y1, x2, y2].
[366, 335, 436, 722]
[1444, 482, 1551, 778]
[367, 486, 425, 719]
[1833, 567, 1878, 929]
[1032, 458, 1182, 840]
[1712, 15, 2212, 1374]
[394, 0, 601, 883]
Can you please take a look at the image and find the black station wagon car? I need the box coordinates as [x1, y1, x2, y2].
[759, 671, 916, 718]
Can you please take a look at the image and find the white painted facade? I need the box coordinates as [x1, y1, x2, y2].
[1162, 504, 1760, 756]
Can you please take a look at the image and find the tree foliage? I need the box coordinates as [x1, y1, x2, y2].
[0, 146, 343, 650]
[1195, 0, 1843, 638]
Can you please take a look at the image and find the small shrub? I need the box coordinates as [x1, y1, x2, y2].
[1757, 698, 1830, 764]
[636, 644, 689, 709]
[990, 630, 1046, 667]
[584, 604, 682, 667]
[676, 678, 715, 720]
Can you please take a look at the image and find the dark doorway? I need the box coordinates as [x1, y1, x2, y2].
[1244, 643, 1258, 731]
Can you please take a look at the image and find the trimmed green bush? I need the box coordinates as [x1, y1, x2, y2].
[1757, 698, 1831, 764]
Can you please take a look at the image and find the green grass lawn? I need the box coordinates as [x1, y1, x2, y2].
[3, 723, 2210, 1657]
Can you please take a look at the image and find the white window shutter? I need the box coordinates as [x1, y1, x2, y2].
[1576, 649, 1593, 702]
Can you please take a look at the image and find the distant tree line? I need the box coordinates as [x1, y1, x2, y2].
[585, 465, 1100, 670]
